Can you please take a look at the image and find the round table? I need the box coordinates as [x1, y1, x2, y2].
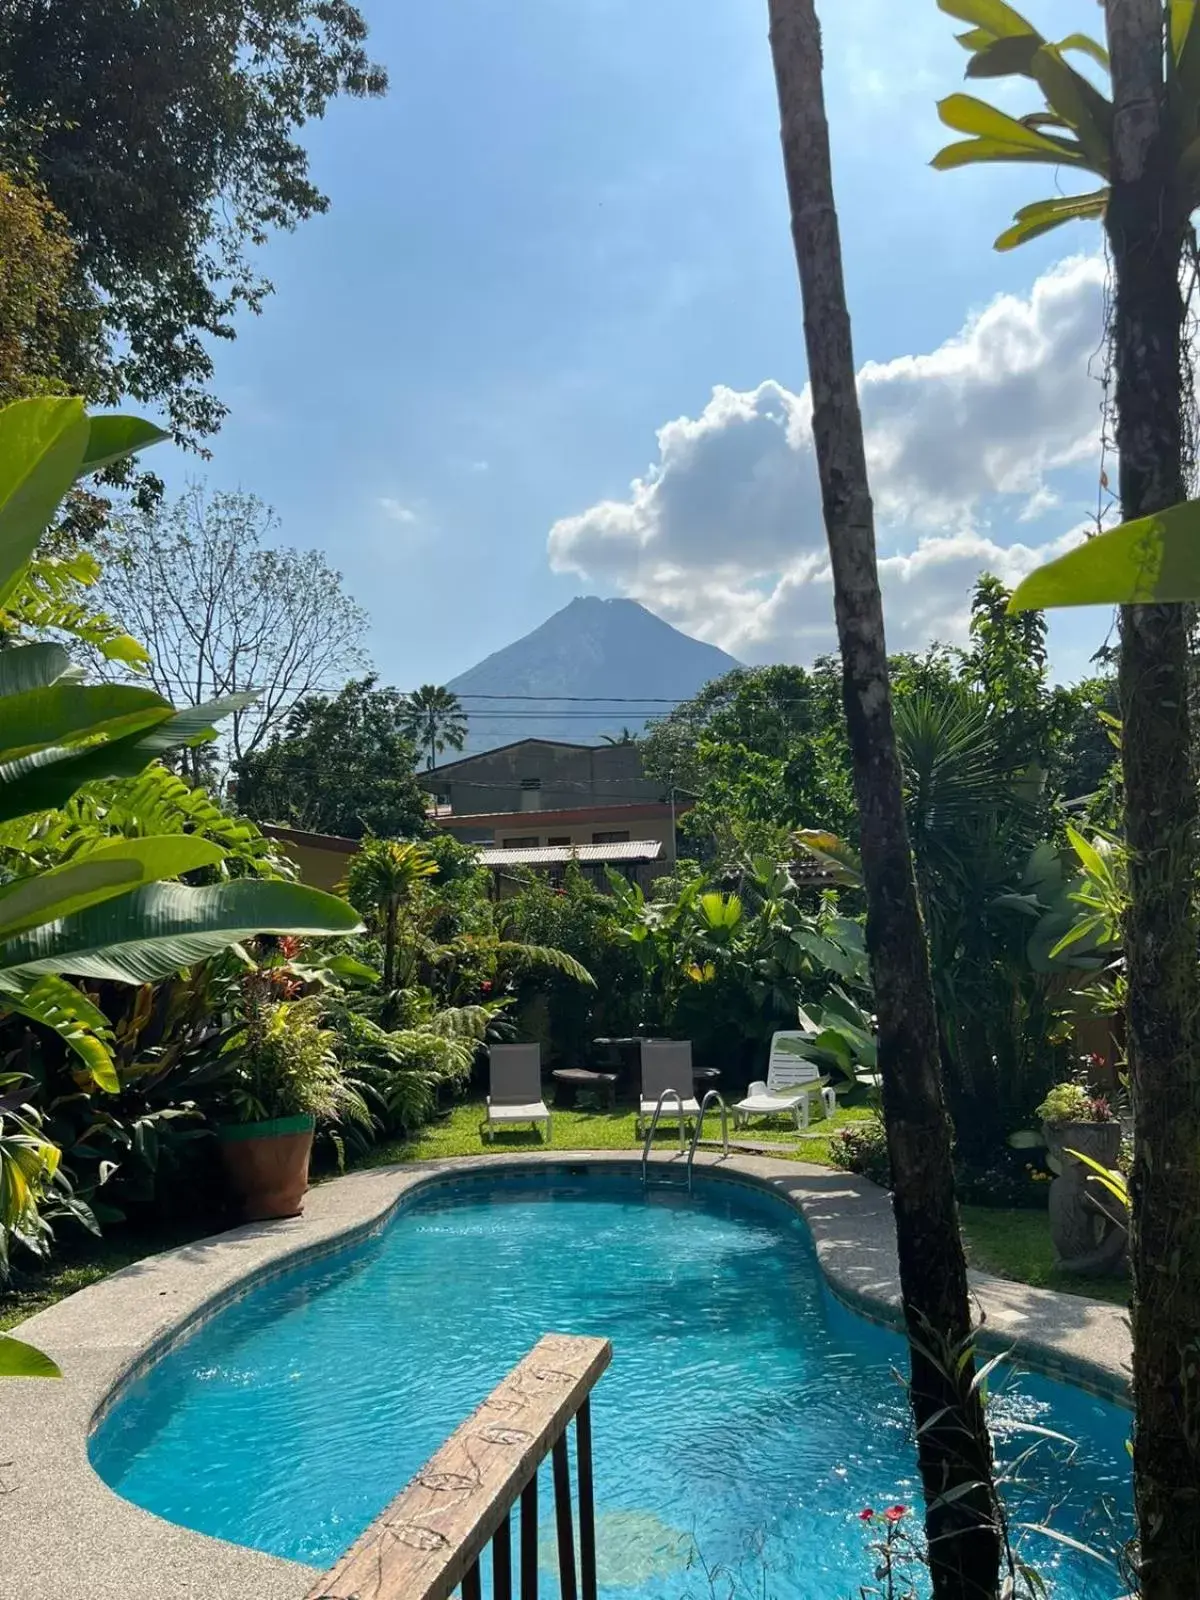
[551, 1068, 619, 1109]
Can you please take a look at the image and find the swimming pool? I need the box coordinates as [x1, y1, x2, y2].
[91, 1169, 1131, 1598]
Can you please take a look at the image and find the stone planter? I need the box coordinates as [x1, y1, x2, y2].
[1042, 1118, 1127, 1276]
[217, 1114, 315, 1221]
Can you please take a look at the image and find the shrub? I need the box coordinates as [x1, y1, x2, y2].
[830, 1118, 890, 1187]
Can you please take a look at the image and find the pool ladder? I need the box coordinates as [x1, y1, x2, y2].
[641, 1089, 730, 1195]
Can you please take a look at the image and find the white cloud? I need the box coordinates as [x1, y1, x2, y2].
[378, 497, 419, 525]
[548, 256, 1105, 660]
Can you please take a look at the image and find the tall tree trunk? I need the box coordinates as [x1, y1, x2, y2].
[766, 5, 1001, 1596]
[1104, 6, 1200, 1593]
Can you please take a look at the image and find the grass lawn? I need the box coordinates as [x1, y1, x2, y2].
[360, 1093, 875, 1167]
[960, 1205, 1130, 1307]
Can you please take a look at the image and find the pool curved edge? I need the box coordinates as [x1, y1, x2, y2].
[2, 1151, 1131, 1600]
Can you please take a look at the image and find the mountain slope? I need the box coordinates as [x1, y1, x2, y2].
[447, 596, 740, 751]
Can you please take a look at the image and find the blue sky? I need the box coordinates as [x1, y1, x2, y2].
[157, 0, 1116, 690]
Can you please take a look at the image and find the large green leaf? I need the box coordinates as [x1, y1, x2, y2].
[0, 643, 71, 697]
[0, 693, 254, 824]
[0, 836, 226, 942]
[0, 1332, 61, 1379]
[1009, 499, 1200, 609]
[995, 189, 1108, 250]
[77, 416, 170, 479]
[0, 682, 172, 765]
[0, 398, 89, 608]
[0, 879, 364, 984]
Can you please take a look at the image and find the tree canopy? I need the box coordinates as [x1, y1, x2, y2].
[236, 676, 432, 841]
[0, 0, 386, 444]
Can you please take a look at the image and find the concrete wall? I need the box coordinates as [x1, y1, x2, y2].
[434, 740, 662, 815]
[483, 816, 675, 852]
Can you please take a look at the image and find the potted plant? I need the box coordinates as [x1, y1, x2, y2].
[1036, 1081, 1121, 1169]
[1035, 1081, 1126, 1273]
[216, 973, 368, 1221]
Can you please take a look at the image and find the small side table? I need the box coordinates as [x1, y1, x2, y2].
[551, 1068, 619, 1110]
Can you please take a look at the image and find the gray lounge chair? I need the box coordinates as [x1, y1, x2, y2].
[481, 1044, 552, 1142]
[635, 1039, 701, 1137]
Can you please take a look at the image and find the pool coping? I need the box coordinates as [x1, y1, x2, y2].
[0, 1150, 1132, 1600]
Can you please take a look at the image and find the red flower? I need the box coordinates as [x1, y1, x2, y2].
[885, 1505, 908, 1523]
[859, 1508, 875, 1522]
[480, 980, 492, 994]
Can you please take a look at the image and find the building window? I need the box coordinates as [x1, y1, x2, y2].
[501, 837, 536, 849]
[592, 830, 630, 845]
[547, 835, 571, 846]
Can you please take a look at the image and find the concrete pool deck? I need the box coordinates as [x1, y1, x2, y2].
[1, 1150, 1131, 1600]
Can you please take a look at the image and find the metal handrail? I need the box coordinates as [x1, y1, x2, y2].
[641, 1088, 686, 1184]
[686, 1090, 729, 1194]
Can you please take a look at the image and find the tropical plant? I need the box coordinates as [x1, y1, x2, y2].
[400, 685, 468, 772]
[216, 976, 369, 1128]
[343, 838, 440, 993]
[0, 395, 363, 1299]
[768, 5, 1004, 1592]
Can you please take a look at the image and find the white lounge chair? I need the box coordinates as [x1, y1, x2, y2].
[734, 1031, 837, 1132]
[635, 1040, 701, 1137]
[481, 1044, 551, 1142]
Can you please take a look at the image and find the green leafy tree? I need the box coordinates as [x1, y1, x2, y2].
[401, 685, 468, 772]
[236, 677, 431, 841]
[0, 1, 386, 445]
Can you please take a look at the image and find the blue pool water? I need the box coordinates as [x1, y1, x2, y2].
[91, 1172, 1131, 1597]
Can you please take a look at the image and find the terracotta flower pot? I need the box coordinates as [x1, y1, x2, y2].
[217, 1114, 315, 1221]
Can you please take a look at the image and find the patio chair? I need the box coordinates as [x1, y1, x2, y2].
[636, 1039, 701, 1137]
[734, 1031, 837, 1132]
[481, 1044, 552, 1143]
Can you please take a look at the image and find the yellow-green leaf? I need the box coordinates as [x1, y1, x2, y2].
[1056, 32, 1109, 71]
[1171, 1, 1197, 65]
[1009, 499, 1200, 609]
[0, 1333, 61, 1379]
[1028, 45, 1112, 171]
[932, 135, 1087, 171]
[936, 0, 1038, 41]
[995, 188, 1108, 250]
[937, 92, 1082, 153]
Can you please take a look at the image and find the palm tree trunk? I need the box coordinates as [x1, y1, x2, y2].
[766, 5, 1001, 1595]
[1104, 6, 1200, 1592]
